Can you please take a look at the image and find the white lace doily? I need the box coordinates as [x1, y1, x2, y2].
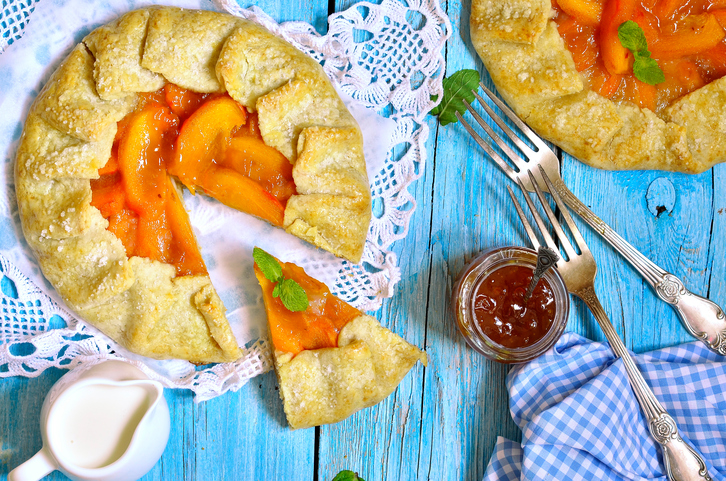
[0, 0, 451, 401]
[0, 0, 41, 53]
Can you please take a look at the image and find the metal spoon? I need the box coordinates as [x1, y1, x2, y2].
[523, 246, 560, 303]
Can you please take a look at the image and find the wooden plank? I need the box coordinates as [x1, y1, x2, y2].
[319, 0, 524, 478]
[319, 0, 437, 479]
[185, 372, 313, 480]
[317, 134, 434, 479]
[562, 159, 716, 352]
[707, 166, 726, 319]
[159, 0, 328, 477]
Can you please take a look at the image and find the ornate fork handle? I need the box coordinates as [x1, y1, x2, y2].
[577, 286, 712, 481]
[551, 176, 726, 355]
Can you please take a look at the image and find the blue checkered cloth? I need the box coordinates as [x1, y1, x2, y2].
[484, 332, 726, 481]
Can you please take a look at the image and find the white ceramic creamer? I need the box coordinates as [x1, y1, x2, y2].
[8, 361, 170, 481]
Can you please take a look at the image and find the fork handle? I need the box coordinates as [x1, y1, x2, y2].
[554, 178, 726, 356]
[576, 286, 713, 481]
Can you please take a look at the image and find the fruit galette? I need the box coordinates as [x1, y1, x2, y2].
[253, 250, 426, 429]
[14, 7, 371, 363]
[471, 0, 726, 173]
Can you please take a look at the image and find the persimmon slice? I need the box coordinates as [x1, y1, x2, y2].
[254, 255, 362, 355]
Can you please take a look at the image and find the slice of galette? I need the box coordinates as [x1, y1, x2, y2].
[253, 249, 427, 429]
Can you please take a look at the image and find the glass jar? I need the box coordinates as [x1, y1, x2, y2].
[451, 246, 570, 363]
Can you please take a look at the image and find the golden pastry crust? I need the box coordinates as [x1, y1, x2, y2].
[274, 315, 427, 429]
[470, 0, 726, 173]
[15, 7, 371, 363]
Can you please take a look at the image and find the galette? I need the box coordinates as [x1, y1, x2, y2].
[14, 7, 371, 363]
[471, 0, 726, 173]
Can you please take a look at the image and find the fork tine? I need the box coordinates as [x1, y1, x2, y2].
[455, 111, 518, 180]
[514, 177, 559, 253]
[479, 83, 548, 151]
[536, 165, 589, 252]
[506, 185, 541, 251]
[463, 98, 529, 172]
[472, 90, 536, 160]
[526, 170, 579, 260]
[461, 100, 529, 173]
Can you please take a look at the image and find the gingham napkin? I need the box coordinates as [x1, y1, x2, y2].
[484, 332, 726, 481]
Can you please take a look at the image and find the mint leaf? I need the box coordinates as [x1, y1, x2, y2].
[618, 20, 648, 52]
[617, 21, 664, 86]
[253, 247, 282, 283]
[332, 471, 365, 481]
[429, 69, 481, 126]
[633, 55, 665, 85]
[278, 278, 309, 312]
[253, 247, 310, 313]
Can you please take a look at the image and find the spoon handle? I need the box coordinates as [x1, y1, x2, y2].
[523, 246, 560, 302]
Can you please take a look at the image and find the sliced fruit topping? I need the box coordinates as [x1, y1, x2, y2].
[164, 83, 213, 121]
[225, 136, 296, 204]
[92, 85, 297, 277]
[554, 0, 726, 112]
[234, 111, 262, 139]
[650, 13, 725, 60]
[168, 92, 294, 224]
[165, 178, 207, 276]
[91, 90, 206, 276]
[557, 0, 603, 26]
[253, 249, 362, 355]
[600, 0, 638, 76]
[168, 95, 248, 190]
[117, 102, 177, 217]
[200, 167, 285, 226]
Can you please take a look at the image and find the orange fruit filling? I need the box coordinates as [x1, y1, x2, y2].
[90, 85, 296, 276]
[254, 258, 362, 355]
[553, 0, 726, 112]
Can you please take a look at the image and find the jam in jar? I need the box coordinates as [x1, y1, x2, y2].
[452, 246, 569, 363]
[473, 264, 556, 349]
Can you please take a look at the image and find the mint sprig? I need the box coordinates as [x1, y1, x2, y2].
[618, 20, 665, 85]
[332, 470, 366, 481]
[429, 69, 481, 125]
[253, 247, 309, 312]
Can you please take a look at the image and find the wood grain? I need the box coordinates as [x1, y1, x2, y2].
[2, 0, 726, 480]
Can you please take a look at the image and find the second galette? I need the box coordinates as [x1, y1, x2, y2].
[471, 0, 726, 173]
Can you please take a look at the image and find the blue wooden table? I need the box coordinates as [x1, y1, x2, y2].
[2, 0, 725, 480]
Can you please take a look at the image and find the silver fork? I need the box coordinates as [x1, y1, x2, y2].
[509, 167, 712, 481]
[456, 83, 726, 356]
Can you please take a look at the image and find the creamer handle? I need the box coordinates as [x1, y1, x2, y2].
[8, 447, 56, 481]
